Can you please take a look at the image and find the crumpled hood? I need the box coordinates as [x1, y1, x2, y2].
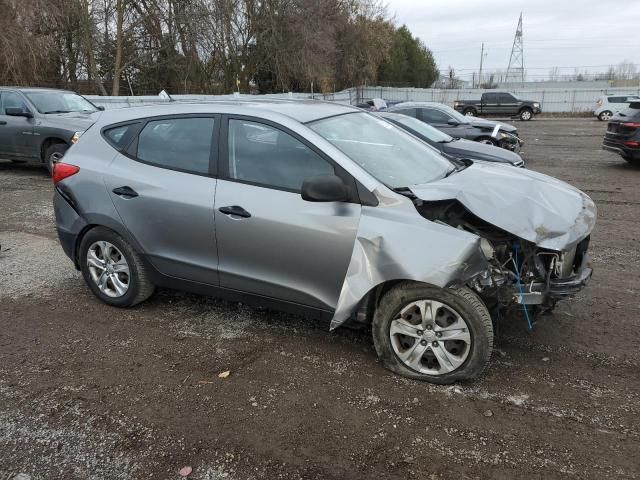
[443, 138, 522, 165]
[41, 111, 101, 131]
[469, 118, 517, 133]
[409, 162, 596, 250]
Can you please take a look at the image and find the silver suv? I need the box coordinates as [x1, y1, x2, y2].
[53, 100, 596, 384]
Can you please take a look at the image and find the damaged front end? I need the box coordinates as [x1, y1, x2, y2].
[415, 198, 593, 321]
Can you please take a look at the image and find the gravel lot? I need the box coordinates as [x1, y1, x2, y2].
[1, 118, 639, 480]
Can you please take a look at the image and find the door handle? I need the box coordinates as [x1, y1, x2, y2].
[218, 205, 251, 218]
[0, 121, 6, 125]
[112, 186, 138, 198]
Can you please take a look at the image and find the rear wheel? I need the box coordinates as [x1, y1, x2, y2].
[463, 108, 476, 117]
[44, 143, 68, 174]
[598, 111, 613, 121]
[372, 283, 493, 384]
[79, 227, 155, 307]
[519, 108, 533, 121]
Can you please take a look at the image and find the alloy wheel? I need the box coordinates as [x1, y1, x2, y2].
[389, 300, 471, 375]
[521, 110, 532, 120]
[87, 241, 130, 298]
[599, 111, 612, 121]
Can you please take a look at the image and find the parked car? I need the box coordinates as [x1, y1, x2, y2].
[377, 112, 524, 167]
[594, 94, 640, 122]
[602, 100, 640, 162]
[388, 101, 523, 152]
[53, 101, 595, 384]
[0, 87, 103, 172]
[453, 92, 541, 121]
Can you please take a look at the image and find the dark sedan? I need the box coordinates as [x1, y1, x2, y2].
[378, 112, 524, 167]
[387, 101, 523, 153]
[602, 101, 640, 163]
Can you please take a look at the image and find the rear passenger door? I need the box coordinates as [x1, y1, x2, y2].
[481, 93, 500, 115]
[214, 116, 361, 310]
[102, 115, 220, 284]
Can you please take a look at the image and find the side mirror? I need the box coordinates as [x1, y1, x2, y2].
[6, 107, 33, 118]
[447, 119, 460, 126]
[301, 175, 349, 202]
[97, 106, 105, 111]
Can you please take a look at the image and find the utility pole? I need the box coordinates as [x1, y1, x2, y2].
[506, 13, 525, 85]
[478, 42, 485, 89]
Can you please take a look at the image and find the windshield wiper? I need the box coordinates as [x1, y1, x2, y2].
[43, 110, 72, 114]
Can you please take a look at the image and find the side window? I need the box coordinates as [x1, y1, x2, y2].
[394, 108, 417, 118]
[483, 93, 498, 103]
[608, 96, 624, 103]
[227, 119, 334, 192]
[136, 117, 215, 175]
[1, 91, 28, 114]
[499, 93, 515, 103]
[103, 123, 138, 150]
[422, 108, 451, 124]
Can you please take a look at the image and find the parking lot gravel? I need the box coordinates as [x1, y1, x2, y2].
[1, 118, 639, 479]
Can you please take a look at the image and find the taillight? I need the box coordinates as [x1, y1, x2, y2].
[596, 100, 602, 106]
[624, 141, 640, 148]
[52, 162, 80, 184]
[621, 122, 640, 128]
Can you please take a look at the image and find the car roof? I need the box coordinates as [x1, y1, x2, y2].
[0, 86, 76, 94]
[389, 101, 449, 110]
[96, 99, 360, 125]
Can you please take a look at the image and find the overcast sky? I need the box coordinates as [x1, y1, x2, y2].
[386, 0, 640, 80]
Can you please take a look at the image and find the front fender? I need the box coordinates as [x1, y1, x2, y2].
[330, 189, 489, 330]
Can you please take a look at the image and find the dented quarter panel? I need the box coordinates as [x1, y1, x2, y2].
[330, 188, 489, 329]
[409, 162, 597, 251]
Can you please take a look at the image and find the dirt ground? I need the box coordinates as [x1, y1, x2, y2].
[1, 118, 639, 480]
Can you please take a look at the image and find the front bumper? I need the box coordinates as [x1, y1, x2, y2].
[514, 254, 592, 305]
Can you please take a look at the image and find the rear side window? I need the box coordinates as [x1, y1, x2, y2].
[483, 93, 499, 103]
[103, 123, 138, 149]
[227, 119, 334, 192]
[136, 117, 215, 175]
[608, 96, 626, 103]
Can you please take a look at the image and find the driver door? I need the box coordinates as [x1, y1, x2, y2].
[0, 91, 34, 159]
[420, 107, 467, 138]
[214, 117, 361, 310]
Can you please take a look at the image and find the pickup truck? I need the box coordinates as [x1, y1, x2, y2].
[0, 87, 103, 172]
[454, 92, 541, 121]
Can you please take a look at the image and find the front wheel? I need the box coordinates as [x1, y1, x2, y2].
[519, 108, 533, 121]
[372, 283, 493, 384]
[598, 111, 612, 122]
[79, 227, 155, 307]
[45, 143, 69, 174]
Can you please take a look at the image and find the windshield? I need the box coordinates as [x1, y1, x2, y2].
[390, 115, 453, 143]
[309, 112, 454, 188]
[24, 91, 98, 114]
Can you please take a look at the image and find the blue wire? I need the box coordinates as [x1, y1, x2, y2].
[513, 244, 534, 331]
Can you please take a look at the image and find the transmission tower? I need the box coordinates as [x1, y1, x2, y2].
[506, 13, 525, 84]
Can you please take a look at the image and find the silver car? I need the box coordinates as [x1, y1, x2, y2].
[53, 100, 596, 384]
[594, 94, 640, 121]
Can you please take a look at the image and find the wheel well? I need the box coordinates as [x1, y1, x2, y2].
[519, 106, 533, 113]
[463, 106, 476, 113]
[356, 279, 416, 324]
[73, 224, 99, 268]
[40, 137, 68, 163]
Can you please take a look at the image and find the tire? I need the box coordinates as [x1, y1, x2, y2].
[463, 108, 476, 117]
[372, 283, 493, 384]
[79, 227, 155, 307]
[519, 108, 533, 121]
[598, 111, 613, 122]
[45, 143, 69, 174]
